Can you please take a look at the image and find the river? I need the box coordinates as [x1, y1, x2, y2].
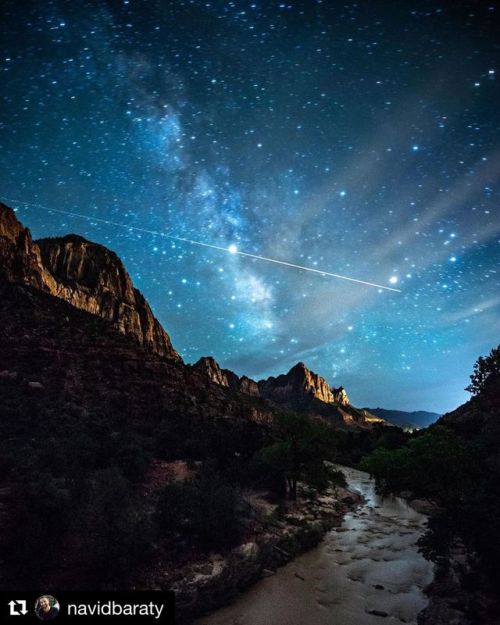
[196, 466, 434, 625]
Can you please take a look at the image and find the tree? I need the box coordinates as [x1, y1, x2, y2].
[254, 412, 338, 501]
[465, 345, 500, 395]
[361, 426, 469, 502]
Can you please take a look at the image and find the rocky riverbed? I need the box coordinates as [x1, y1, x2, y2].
[196, 466, 434, 625]
[165, 481, 362, 624]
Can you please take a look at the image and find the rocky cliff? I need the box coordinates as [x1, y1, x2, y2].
[193, 359, 351, 408]
[1, 200, 377, 429]
[192, 357, 260, 397]
[190, 357, 376, 428]
[192, 356, 238, 389]
[36, 235, 180, 360]
[0, 202, 180, 361]
[259, 362, 350, 406]
[0, 203, 56, 292]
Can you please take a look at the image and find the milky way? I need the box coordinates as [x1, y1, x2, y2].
[1, 1, 499, 412]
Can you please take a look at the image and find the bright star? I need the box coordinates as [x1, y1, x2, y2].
[228, 244, 238, 254]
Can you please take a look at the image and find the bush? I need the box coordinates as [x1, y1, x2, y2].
[72, 467, 154, 584]
[156, 465, 242, 550]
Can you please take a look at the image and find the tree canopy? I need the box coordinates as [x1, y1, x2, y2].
[465, 344, 500, 395]
[254, 412, 343, 500]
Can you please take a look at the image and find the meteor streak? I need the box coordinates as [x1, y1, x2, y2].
[1, 196, 401, 293]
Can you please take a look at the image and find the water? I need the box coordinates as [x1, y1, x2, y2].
[196, 466, 434, 625]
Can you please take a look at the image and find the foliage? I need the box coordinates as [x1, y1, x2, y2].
[335, 424, 411, 467]
[156, 464, 242, 549]
[361, 426, 469, 503]
[72, 468, 154, 584]
[253, 412, 338, 500]
[465, 345, 500, 395]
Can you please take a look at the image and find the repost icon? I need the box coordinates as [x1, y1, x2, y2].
[8, 600, 28, 616]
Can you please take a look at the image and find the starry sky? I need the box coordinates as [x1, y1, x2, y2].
[1, 0, 499, 413]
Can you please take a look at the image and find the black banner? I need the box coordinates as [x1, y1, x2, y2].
[0, 592, 175, 624]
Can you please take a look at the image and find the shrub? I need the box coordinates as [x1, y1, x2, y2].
[156, 465, 242, 550]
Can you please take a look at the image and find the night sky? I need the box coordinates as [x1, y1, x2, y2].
[1, 1, 499, 413]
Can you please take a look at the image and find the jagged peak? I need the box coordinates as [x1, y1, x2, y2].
[195, 355, 220, 367]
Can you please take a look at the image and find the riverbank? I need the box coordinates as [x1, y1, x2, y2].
[417, 543, 500, 625]
[152, 483, 362, 624]
[196, 466, 434, 625]
[393, 494, 495, 625]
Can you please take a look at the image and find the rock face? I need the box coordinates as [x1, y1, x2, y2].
[0, 202, 180, 361]
[193, 359, 351, 408]
[192, 356, 234, 388]
[259, 362, 350, 408]
[37, 235, 180, 360]
[190, 357, 373, 427]
[0, 201, 375, 429]
[259, 362, 339, 404]
[239, 375, 260, 397]
[0, 202, 56, 292]
[192, 357, 261, 397]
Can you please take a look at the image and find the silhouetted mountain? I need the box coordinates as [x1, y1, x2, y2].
[363, 407, 440, 428]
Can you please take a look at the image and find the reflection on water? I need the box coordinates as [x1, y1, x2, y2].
[197, 466, 434, 625]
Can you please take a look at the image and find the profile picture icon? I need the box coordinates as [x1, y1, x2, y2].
[35, 595, 60, 621]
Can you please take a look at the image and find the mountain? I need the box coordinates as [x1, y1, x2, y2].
[259, 361, 350, 406]
[0, 201, 380, 429]
[0, 200, 387, 601]
[0, 203, 180, 361]
[0, 281, 273, 432]
[193, 357, 381, 428]
[191, 356, 260, 396]
[362, 407, 441, 429]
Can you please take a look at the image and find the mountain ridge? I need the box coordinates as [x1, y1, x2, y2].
[362, 407, 441, 429]
[0, 201, 379, 428]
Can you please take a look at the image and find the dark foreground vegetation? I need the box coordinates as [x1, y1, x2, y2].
[0, 284, 359, 591]
[2, 401, 346, 589]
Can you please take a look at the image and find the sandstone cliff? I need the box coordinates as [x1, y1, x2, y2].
[37, 235, 180, 361]
[1, 201, 377, 429]
[258, 362, 350, 406]
[0, 202, 57, 292]
[191, 357, 260, 397]
[190, 357, 377, 428]
[192, 356, 236, 388]
[0, 202, 180, 361]
[192, 359, 351, 408]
